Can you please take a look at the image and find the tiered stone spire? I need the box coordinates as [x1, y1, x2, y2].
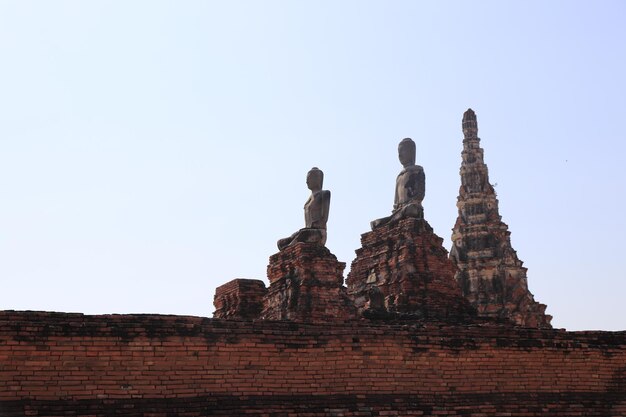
[450, 109, 551, 328]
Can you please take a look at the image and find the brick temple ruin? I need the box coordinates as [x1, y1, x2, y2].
[450, 109, 551, 328]
[213, 110, 551, 329]
[2, 110, 624, 416]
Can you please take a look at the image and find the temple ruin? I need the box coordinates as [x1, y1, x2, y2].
[450, 109, 551, 328]
[2, 110, 623, 416]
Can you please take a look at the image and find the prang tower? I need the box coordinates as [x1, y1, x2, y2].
[450, 109, 551, 328]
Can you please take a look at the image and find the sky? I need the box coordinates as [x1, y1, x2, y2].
[0, 1, 624, 331]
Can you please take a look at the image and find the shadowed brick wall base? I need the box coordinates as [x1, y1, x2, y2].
[1, 311, 625, 416]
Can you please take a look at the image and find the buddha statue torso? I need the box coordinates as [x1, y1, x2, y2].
[304, 190, 331, 229]
[393, 165, 425, 212]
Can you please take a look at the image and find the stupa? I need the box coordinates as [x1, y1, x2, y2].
[450, 109, 551, 328]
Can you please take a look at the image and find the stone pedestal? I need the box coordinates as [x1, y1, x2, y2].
[347, 218, 476, 322]
[213, 279, 267, 320]
[262, 243, 356, 322]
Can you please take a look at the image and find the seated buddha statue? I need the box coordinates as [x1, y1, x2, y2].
[370, 138, 425, 230]
[277, 167, 331, 250]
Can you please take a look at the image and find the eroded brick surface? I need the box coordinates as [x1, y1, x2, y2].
[213, 278, 267, 319]
[262, 242, 357, 322]
[347, 217, 476, 323]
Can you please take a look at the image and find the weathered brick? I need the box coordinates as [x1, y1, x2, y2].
[1, 311, 624, 416]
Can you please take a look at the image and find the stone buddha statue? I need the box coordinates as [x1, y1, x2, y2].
[370, 138, 425, 229]
[277, 167, 331, 250]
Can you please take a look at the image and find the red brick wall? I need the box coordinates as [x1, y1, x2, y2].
[1, 311, 625, 416]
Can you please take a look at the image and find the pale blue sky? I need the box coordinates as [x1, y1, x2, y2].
[1, 1, 624, 330]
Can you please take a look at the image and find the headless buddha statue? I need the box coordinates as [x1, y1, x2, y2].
[277, 167, 331, 250]
[370, 138, 425, 230]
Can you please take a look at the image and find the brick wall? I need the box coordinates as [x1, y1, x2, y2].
[1, 311, 625, 416]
